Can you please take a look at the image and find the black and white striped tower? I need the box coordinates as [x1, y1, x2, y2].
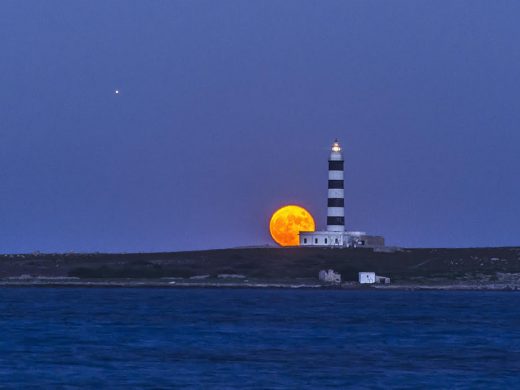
[327, 139, 345, 232]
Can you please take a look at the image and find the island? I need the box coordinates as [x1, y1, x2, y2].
[0, 246, 519, 290]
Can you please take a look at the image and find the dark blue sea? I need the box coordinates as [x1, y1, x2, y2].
[0, 288, 519, 388]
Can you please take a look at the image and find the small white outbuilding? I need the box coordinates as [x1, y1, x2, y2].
[359, 272, 376, 284]
[319, 269, 342, 284]
[375, 275, 391, 284]
[359, 272, 391, 284]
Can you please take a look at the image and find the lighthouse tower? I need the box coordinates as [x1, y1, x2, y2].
[298, 138, 385, 248]
[327, 140, 345, 232]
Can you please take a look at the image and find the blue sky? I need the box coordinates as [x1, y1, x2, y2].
[1, 1, 519, 252]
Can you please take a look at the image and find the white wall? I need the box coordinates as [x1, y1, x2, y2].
[359, 272, 376, 284]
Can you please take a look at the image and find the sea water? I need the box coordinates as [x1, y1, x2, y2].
[0, 288, 518, 388]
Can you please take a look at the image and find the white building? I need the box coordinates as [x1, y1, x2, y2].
[359, 272, 376, 284]
[300, 230, 384, 248]
[359, 272, 391, 284]
[299, 140, 385, 248]
[319, 269, 342, 284]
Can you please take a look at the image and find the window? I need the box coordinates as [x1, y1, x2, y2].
[303, 238, 307, 244]
[324, 238, 328, 244]
[314, 238, 318, 244]
[335, 238, 339, 244]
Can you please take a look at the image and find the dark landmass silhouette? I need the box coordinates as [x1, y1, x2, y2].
[0, 247, 519, 289]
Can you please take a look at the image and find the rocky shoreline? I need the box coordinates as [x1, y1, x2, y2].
[1, 275, 520, 291]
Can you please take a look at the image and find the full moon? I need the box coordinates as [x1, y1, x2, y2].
[269, 205, 316, 247]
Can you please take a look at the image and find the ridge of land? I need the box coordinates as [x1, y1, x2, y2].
[1, 247, 519, 289]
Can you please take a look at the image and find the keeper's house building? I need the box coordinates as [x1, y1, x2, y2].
[299, 140, 385, 248]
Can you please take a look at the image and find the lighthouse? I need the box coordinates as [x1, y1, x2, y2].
[327, 140, 345, 232]
[299, 139, 385, 248]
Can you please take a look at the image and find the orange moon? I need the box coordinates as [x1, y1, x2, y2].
[269, 205, 316, 246]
